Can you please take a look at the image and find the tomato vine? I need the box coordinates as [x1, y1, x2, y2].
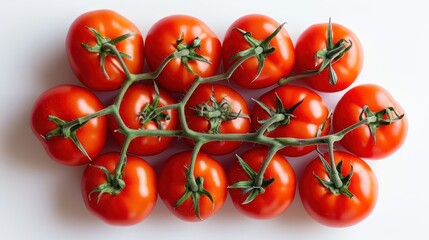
[32, 11, 407, 225]
[70, 24, 398, 211]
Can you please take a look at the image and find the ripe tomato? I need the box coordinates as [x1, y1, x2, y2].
[222, 14, 295, 89]
[81, 152, 157, 225]
[158, 151, 227, 221]
[228, 148, 296, 219]
[145, 15, 222, 93]
[108, 82, 179, 156]
[292, 20, 363, 92]
[333, 84, 408, 159]
[299, 151, 378, 227]
[251, 85, 330, 157]
[31, 85, 107, 166]
[184, 83, 251, 155]
[66, 9, 144, 91]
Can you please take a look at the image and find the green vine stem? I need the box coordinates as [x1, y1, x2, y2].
[49, 25, 406, 209]
[187, 141, 204, 192]
[254, 146, 281, 187]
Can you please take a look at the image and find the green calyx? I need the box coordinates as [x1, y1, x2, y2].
[175, 33, 211, 75]
[45, 115, 91, 160]
[228, 155, 275, 204]
[231, 23, 285, 83]
[254, 94, 304, 132]
[137, 83, 170, 130]
[175, 167, 214, 221]
[314, 17, 353, 85]
[192, 87, 248, 134]
[279, 18, 352, 85]
[359, 105, 404, 143]
[88, 161, 126, 203]
[313, 152, 354, 198]
[81, 27, 135, 79]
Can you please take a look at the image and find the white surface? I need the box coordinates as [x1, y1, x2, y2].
[1, 0, 427, 239]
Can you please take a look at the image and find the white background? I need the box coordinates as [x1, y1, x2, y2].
[1, 0, 427, 239]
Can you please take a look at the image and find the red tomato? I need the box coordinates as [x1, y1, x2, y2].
[81, 152, 157, 225]
[145, 15, 221, 93]
[66, 9, 144, 91]
[222, 14, 295, 89]
[333, 84, 408, 159]
[184, 83, 251, 155]
[292, 20, 363, 92]
[299, 151, 378, 227]
[31, 85, 107, 166]
[251, 85, 330, 157]
[158, 151, 227, 221]
[108, 82, 179, 156]
[228, 148, 296, 219]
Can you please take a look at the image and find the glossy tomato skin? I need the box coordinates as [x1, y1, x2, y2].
[66, 9, 144, 91]
[184, 83, 251, 155]
[31, 85, 107, 166]
[108, 82, 179, 156]
[81, 152, 157, 226]
[333, 84, 408, 159]
[158, 151, 227, 221]
[299, 151, 378, 227]
[145, 15, 221, 93]
[228, 148, 296, 219]
[222, 14, 295, 89]
[294, 22, 363, 92]
[251, 85, 330, 157]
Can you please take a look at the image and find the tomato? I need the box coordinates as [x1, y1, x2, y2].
[251, 85, 330, 157]
[158, 151, 227, 221]
[228, 148, 296, 219]
[145, 15, 222, 93]
[299, 151, 378, 227]
[66, 9, 144, 91]
[81, 152, 157, 225]
[333, 84, 408, 159]
[184, 83, 251, 155]
[292, 20, 363, 92]
[108, 82, 179, 156]
[222, 14, 295, 89]
[31, 85, 107, 166]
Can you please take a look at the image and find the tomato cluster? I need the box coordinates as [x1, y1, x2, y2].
[31, 9, 407, 227]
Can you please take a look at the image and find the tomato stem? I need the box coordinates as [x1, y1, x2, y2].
[231, 23, 285, 82]
[228, 151, 277, 205]
[133, 49, 190, 81]
[255, 146, 281, 187]
[114, 135, 133, 180]
[173, 141, 216, 220]
[175, 33, 211, 75]
[190, 86, 249, 134]
[313, 148, 355, 198]
[74, 24, 406, 211]
[278, 18, 353, 86]
[187, 141, 204, 192]
[358, 105, 404, 143]
[255, 113, 286, 137]
[45, 106, 115, 160]
[66, 105, 115, 128]
[101, 43, 132, 79]
[327, 139, 343, 188]
[81, 27, 135, 80]
[254, 96, 305, 133]
[202, 51, 256, 83]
